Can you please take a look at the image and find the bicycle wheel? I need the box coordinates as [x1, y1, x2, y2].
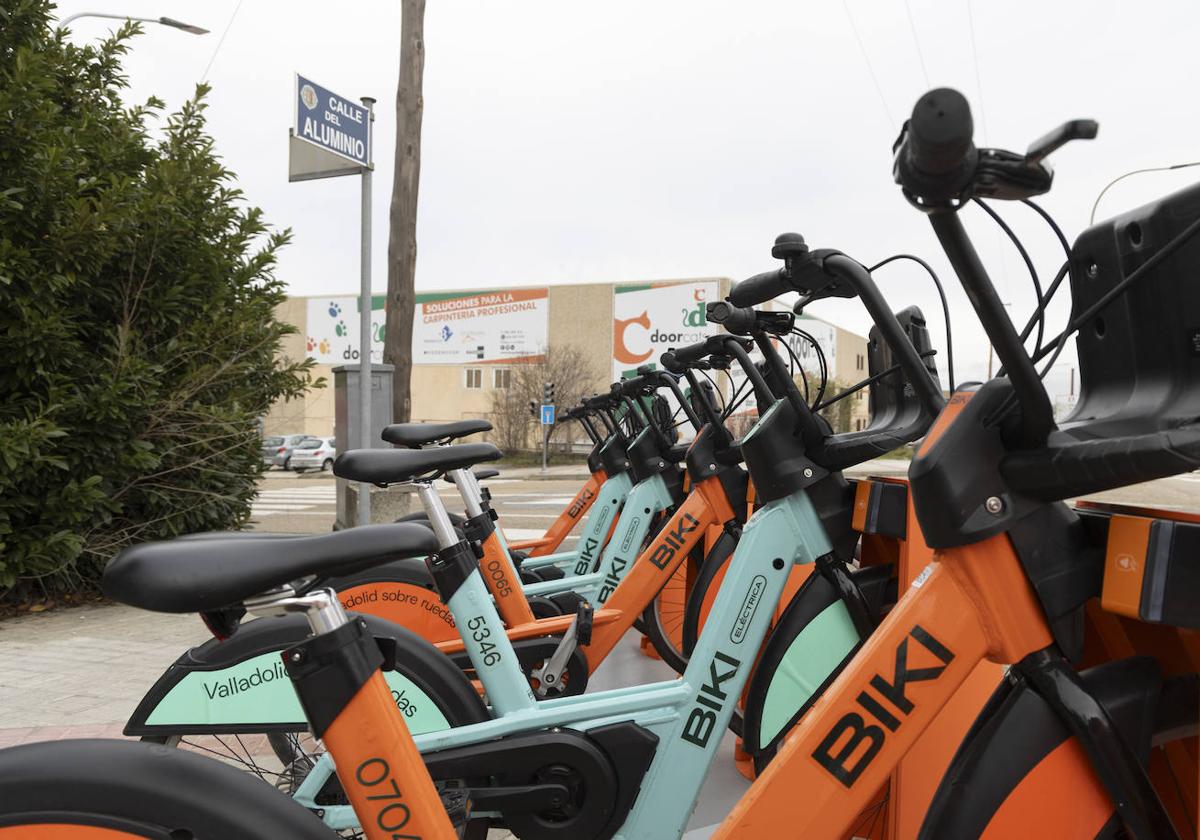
[639, 540, 703, 674]
[146, 732, 488, 840]
[0, 738, 333, 839]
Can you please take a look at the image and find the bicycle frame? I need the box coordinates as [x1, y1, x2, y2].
[507, 468, 608, 557]
[484, 467, 633, 581]
[431, 454, 735, 670]
[327, 461, 632, 639]
[294, 486, 858, 837]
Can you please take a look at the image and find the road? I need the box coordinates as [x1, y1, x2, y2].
[250, 459, 1200, 537]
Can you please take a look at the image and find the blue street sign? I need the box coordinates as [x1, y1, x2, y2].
[294, 74, 371, 167]
[541, 404, 555, 426]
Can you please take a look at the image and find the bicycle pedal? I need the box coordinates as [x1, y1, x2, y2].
[437, 779, 473, 828]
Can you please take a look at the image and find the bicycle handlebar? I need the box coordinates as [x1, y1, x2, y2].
[893, 87, 1087, 446]
[727, 269, 792, 308]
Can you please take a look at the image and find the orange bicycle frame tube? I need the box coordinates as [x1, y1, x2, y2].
[581, 474, 736, 668]
[321, 670, 457, 840]
[508, 470, 606, 555]
[474, 530, 536, 626]
[715, 534, 1060, 839]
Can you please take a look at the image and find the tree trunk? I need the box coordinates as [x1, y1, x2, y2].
[383, 0, 425, 423]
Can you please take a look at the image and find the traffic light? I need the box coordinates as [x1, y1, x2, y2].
[528, 400, 537, 419]
[543, 382, 556, 404]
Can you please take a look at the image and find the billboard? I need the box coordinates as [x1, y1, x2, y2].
[612, 280, 720, 380]
[305, 295, 385, 364]
[413, 288, 549, 365]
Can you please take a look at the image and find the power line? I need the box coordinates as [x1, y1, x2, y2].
[200, 0, 245, 83]
[903, 0, 931, 88]
[965, 0, 988, 144]
[841, 0, 896, 129]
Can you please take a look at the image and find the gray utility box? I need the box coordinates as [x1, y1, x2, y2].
[333, 363, 395, 529]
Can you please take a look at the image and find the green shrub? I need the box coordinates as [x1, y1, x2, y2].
[0, 1, 317, 597]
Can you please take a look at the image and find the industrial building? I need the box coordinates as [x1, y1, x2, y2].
[263, 277, 871, 445]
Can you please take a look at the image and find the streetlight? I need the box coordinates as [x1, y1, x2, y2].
[58, 12, 209, 35]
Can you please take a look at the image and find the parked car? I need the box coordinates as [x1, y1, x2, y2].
[288, 436, 337, 472]
[261, 433, 308, 470]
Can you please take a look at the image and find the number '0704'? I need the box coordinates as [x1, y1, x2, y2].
[355, 757, 421, 839]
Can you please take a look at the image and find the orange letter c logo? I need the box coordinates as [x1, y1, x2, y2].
[614, 311, 653, 364]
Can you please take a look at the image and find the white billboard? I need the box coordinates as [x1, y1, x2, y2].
[413, 288, 549, 364]
[612, 280, 720, 380]
[305, 295, 384, 364]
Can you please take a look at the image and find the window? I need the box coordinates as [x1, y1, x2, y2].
[493, 368, 511, 390]
[856, 353, 864, 371]
[464, 368, 482, 389]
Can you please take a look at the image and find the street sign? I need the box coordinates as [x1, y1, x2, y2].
[289, 74, 371, 182]
[541, 404, 556, 426]
[295, 74, 370, 165]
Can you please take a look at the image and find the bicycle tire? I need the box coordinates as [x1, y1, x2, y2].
[0, 738, 333, 839]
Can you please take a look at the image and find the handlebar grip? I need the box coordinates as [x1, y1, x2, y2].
[660, 350, 685, 374]
[728, 269, 792, 307]
[619, 375, 650, 397]
[907, 88, 975, 177]
[705, 301, 758, 336]
[668, 336, 719, 367]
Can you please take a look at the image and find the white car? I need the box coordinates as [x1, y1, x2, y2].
[288, 436, 337, 472]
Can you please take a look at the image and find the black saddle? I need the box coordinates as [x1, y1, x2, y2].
[103, 522, 438, 613]
[382, 419, 492, 448]
[335, 443, 502, 485]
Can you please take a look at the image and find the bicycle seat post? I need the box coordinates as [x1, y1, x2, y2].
[415, 480, 460, 550]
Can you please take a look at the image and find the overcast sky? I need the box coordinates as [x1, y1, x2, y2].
[56, 0, 1200, 401]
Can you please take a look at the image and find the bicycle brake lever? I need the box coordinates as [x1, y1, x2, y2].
[1025, 119, 1098, 167]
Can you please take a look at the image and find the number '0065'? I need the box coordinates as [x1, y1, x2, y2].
[355, 757, 421, 839]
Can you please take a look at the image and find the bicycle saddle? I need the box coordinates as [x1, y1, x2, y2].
[335, 443, 502, 485]
[381, 419, 493, 448]
[103, 522, 438, 613]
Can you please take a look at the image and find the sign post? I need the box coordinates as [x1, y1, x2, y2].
[290, 74, 375, 527]
[357, 97, 375, 528]
[540, 382, 556, 475]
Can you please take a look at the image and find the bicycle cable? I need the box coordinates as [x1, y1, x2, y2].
[867, 253, 955, 392]
[973, 198, 1045, 355]
[783, 331, 817, 406]
[789, 327, 827, 406]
